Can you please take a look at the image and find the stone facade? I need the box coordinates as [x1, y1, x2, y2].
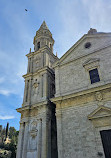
[17, 23, 111, 158]
[16, 21, 58, 158]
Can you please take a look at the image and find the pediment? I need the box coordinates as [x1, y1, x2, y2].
[88, 106, 111, 120]
[83, 58, 100, 67]
[54, 33, 111, 67]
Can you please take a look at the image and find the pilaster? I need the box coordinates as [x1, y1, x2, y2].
[23, 81, 27, 104]
[36, 119, 42, 158]
[28, 79, 32, 104]
[41, 107, 51, 158]
[56, 102, 63, 158]
[16, 122, 25, 158]
[43, 73, 48, 99]
[55, 65, 61, 97]
[22, 121, 29, 158]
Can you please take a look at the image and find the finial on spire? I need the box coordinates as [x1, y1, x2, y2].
[29, 48, 31, 53]
[56, 52, 58, 57]
[40, 21, 49, 30]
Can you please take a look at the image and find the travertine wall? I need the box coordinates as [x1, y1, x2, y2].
[55, 35, 111, 97]
[53, 32, 111, 158]
[55, 88, 111, 158]
[17, 21, 58, 158]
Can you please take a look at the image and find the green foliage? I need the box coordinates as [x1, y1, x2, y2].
[9, 127, 19, 145]
[8, 140, 16, 158]
[0, 125, 19, 158]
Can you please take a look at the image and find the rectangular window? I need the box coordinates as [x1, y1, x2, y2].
[89, 68, 100, 84]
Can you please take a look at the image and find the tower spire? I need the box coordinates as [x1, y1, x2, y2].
[39, 21, 49, 30]
[33, 21, 54, 52]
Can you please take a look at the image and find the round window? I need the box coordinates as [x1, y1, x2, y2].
[84, 42, 91, 49]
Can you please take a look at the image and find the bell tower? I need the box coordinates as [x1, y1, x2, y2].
[22, 21, 57, 106]
[16, 21, 58, 158]
[33, 21, 54, 52]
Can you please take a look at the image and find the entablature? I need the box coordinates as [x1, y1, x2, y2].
[16, 100, 49, 113]
[23, 66, 55, 79]
[51, 83, 111, 105]
[26, 45, 58, 59]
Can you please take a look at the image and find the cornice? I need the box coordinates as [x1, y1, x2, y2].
[26, 52, 34, 58]
[51, 83, 111, 104]
[16, 105, 30, 113]
[88, 106, 111, 120]
[16, 100, 49, 113]
[23, 66, 54, 79]
[53, 44, 111, 68]
[34, 35, 54, 43]
[26, 45, 58, 60]
[22, 73, 32, 79]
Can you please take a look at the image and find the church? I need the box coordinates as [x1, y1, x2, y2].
[16, 21, 111, 158]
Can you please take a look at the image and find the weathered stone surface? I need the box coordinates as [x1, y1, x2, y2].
[17, 23, 111, 158]
[16, 21, 58, 158]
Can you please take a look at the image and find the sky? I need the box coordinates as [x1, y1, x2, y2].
[0, 0, 111, 130]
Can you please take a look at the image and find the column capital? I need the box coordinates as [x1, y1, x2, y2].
[19, 118, 29, 124]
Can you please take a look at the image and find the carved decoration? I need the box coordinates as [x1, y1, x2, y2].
[88, 106, 111, 120]
[88, 106, 111, 127]
[32, 80, 40, 96]
[83, 58, 100, 70]
[30, 129, 38, 138]
[33, 82, 38, 88]
[30, 109, 38, 117]
[34, 56, 40, 68]
[28, 121, 38, 150]
[95, 92, 104, 106]
[88, 28, 97, 34]
[21, 110, 29, 118]
[95, 92, 103, 102]
[33, 54, 41, 70]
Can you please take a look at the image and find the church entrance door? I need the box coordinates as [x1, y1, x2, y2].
[100, 129, 111, 158]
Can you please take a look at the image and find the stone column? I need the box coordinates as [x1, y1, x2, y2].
[56, 107, 63, 158]
[36, 119, 42, 158]
[40, 75, 43, 98]
[55, 65, 61, 97]
[43, 73, 48, 99]
[27, 58, 30, 73]
[16, 122, 25, 158]
[23, 80, 27, 104]
[41, 108, 51, 158]
[46, 53, 49, 66]
[23, 80, 30, 104]
[22, 121, 29, 158]
[30, 57, 33, 73]
[28, 79, 32, 104]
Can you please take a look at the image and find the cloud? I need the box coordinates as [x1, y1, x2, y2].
[82, 0, 111, 31]
[0, 89, 12, 96]
[0, 77, 5, 84]
[53, 0, 111, 58]
[0, 115, 15, 120]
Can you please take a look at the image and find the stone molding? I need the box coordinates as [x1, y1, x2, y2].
[26, 45, 58, 59]
[52, 83, 111, 104]
[88, 106, 111, 120]
[23, 66, 54, 79]
[53, 35, 111, 68]
[83, 58, 100, 70]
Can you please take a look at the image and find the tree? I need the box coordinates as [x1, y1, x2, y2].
[8, 127, 16, 140]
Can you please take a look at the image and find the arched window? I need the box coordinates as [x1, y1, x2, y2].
[50, 43, 52, 49]
[37, 42, 40, 50]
